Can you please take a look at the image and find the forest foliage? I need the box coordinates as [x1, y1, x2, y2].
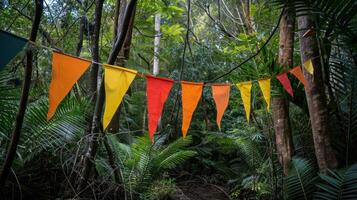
[0, 0, 357, 199]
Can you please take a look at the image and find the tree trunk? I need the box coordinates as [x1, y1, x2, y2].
[0, 0, 43, 188]
[272, 8, 295, 176]
[106, 0, 137, 134]
[77, 0, 137, 191]
[76, 0, 105, 191]
[90, 0, 104, 98]
[297, 14, 338, 172]
[272, 98, 293, 175]
[153, 13, 161, 76]
[240, 0, 254, 34]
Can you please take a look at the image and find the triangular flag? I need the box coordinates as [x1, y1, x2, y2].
[0, 30, 28, 70]
[258, 79, 271, 112]
[236, 81, 252, 122]
[303, 59, 314, 74]
[103, 64, 137, 130]
[211, 84, 230, 130]
[146, 75, 174, 141]
[181, 81, 203, 137]
[277, 73, 294, 97]
[289, 66, 308, 88]
[48, 52, 91, 120]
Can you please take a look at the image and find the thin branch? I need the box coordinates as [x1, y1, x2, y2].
[207, 6, 286, 83]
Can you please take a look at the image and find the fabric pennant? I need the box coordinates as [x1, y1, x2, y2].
[103, 64, 137, 130]
[48, 52, 91, 120]
[258, 79, 271, 112]
[0, 30, 28, 70]
[289, 66, 308, 88]
[303, 59, 314, 75]
[236, 81, 252, 122]
[276, 73, 294, 97]
[181, 81, 203, 137]
[211, 84, 230, 130]
[146, 75, 174, 141]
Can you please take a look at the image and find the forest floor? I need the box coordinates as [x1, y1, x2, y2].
[170, 179, 230, 200]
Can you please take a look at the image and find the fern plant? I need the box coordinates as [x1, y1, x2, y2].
[314, 163, 357, 200]
[96, 135, 197, 199]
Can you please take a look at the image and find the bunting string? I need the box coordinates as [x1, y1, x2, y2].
[0, 29, 317, 141]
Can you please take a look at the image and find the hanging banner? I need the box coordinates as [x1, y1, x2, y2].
[289, 66, 308, 88]
[211, 84, 230, 130]
[103, 64, 137, 130]
[277, 73, 294, 97]
[236, 81, 252, 122]
[47, 52, 91, 120]
[303, 59, 314, 75]
[258, 79, 271, 112]
[0, 30, 28, 70]
[146, 75, 174, 141]
[181, 81, 203, 137]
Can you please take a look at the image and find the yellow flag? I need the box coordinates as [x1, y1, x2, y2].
[303, 59, 314, 74]
[103, 64, 137, 130]
[236, 81, 252, 122]
[258, 79, 271, 112]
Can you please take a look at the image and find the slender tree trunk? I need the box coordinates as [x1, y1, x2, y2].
[107, 0, 137, 134]
[153, 13, 161, 76]
[240, 0, 253, 34]
[297, 14, 338, 172]
[0, 0, 43, 188]
[272, 8, 295, 176]
[78, 0, 137, 190]
[76, 0, 105, 191]
[90, 0, 104, 98]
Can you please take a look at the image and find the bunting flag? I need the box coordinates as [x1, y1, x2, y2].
[303, 59, 314, 75]
[289, 66, 308, 88]
[258, 79, 271, 112]
[0, 30, 28, 70]
[146, 75, 174, 141]
[181, 81, 203, 137]
[103, 64, 137, 130]
[276, 73, 294, 97]
[236, 81, 252, 122]
[211, 84, 230, 130]
[47, 52, 91, 120]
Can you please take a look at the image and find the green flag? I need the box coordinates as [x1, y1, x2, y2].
[0, 30, 28, 70]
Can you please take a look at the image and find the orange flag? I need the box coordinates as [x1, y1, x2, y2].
[211, 84, 230, 130]
[289, 66, 308, 88]
[181, 81, 203, 137]
[47, 52, 91, 120]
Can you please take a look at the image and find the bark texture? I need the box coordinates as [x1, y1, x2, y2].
[0, 0, 43, 188]
[272, 98, 293, 175]
[272, 8, 295, 176]
[297, 14, 338, 172]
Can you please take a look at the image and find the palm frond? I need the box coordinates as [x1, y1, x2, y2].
[314, 163, 357, 200]
[284, 157, 317, 200]
[19, 96, 89, 163]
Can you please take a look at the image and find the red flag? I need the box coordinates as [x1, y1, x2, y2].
[277, 73, 294, 97]
[146, 75, 174, 141]
[289, 66, 308, 88]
